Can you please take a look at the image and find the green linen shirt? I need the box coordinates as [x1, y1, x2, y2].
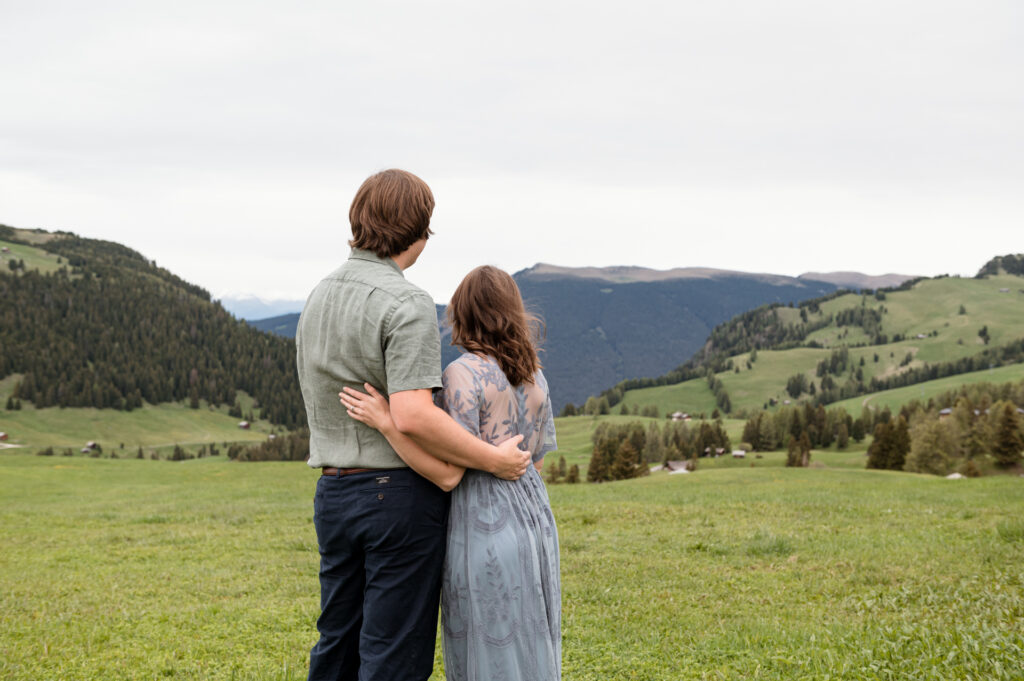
[296, 249, 443, 469]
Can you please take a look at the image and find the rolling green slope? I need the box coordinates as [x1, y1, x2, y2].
[828, 362, 1024, 414]
[617, 273, 1024, 415]
[0, 395, 274, 450]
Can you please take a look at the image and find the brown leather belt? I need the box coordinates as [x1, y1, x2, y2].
[321, 467, 374, 477]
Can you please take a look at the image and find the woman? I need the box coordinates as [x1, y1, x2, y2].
[339, 265, 561, 681]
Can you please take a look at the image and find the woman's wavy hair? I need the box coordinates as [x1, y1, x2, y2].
[447, 266, 544, 386]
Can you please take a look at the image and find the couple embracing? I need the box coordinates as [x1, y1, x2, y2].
[296, 169, 561, 681]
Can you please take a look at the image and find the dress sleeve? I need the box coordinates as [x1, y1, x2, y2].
[383, 292, 443, 394]
[533, 392, 558, 463]
[439, 360, 482, 438]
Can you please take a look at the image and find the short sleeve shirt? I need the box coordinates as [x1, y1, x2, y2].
[296, 249, 443, 469]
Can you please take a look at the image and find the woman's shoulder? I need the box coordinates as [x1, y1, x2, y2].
[529, 367, 550, 393]
[444, 353, 490, 381]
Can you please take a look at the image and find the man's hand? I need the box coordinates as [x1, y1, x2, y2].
[491, 434, 531, 481]
[390, 389, 533, 478]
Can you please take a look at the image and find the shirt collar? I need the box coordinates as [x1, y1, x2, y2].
[349, 248, 402, 274]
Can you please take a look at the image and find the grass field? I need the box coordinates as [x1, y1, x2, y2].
[2, 453, 1021, 680]
[0, 398, 275, 456]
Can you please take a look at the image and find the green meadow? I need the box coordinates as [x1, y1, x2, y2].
[0, 399, 275, 459]
[2, 452, 1021, 681]
[0, 238, 64, 275]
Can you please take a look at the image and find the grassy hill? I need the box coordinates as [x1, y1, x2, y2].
[2, 452, 1021, 680]
[616, 273, 1024, 416]
[829, 362, 1024, 414]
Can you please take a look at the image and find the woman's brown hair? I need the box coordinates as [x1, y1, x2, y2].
[349, 169, 434, 258]
[448, 266, 543, 386]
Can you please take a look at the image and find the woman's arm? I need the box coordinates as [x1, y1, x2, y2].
[340, 384, 465, 492]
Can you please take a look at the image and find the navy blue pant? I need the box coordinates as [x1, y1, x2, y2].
[308, 468, 449, 681]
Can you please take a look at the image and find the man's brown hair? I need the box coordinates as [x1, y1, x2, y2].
[349, 169, 435, 258]
[448, 266, 543, 387]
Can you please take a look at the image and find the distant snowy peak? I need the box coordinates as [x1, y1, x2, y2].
[217, 294, 306, 320]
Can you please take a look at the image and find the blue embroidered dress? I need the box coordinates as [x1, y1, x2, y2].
[436, 353, 561, 681]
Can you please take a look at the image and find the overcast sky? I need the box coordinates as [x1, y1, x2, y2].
[1, 0, 1021, 304]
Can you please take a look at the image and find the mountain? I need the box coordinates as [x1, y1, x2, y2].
[798, 272, 918, 290]
[249, 264, 842, 409]
[0, 224, 305, 428]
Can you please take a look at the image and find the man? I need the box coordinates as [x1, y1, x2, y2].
[296, 169, 531, 681]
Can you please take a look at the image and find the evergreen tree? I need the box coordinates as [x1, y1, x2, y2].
[992, 402, 1024, 468]
[558, 456, 568, 478]
[786, 436, 801, 467]
[611, 442, 640, 480]
[836, 422, 849, 450]
[798, 432, 812, 467]
[566, 464, 580, 484]
[867, 423, 891, 469]
[586, 446, 608, 482]
[890, 416, 910, 469]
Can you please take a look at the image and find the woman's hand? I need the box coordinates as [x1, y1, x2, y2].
[339, 383, 394, 433]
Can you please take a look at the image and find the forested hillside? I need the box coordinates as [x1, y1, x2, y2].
[596, 259, 1024, 418]
[0, 225, 304, 428]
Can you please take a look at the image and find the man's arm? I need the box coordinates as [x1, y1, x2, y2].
[390, 389, 530, 480]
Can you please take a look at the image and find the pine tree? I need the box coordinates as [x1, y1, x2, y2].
[786, 436, 801, 467]
[611, 442, 640, 480]
[993, 402, 1024, 468]
[867, 423, 891, 469]
[557, 456, 567, 478]
[836, 423, 850, 450]
[798, 432, 812, 467]
[586, 446, 607, 482]
[890, 417, 910, 469]
[851, 418, 866, 443]
[566, 464, 580, 484]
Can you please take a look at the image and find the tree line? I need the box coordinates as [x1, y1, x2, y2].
[586, 418, 732, 482]
[741, 378, 1024, 475]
